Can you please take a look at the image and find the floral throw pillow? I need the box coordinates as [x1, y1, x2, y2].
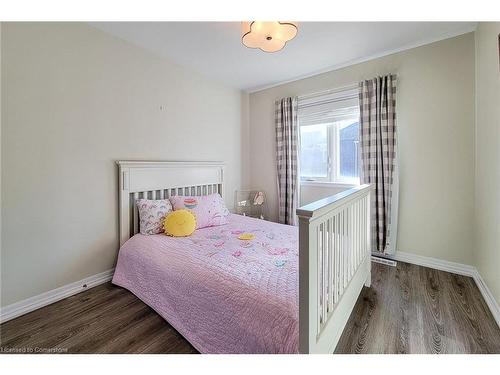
[136, 199, 173, 235]
[169, 193, 229, 229]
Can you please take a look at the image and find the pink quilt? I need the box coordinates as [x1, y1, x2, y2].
[112, 214, 299, 353]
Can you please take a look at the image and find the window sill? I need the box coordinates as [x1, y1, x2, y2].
[300, 180, 359, 188]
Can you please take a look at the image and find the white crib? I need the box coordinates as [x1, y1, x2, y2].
[297, 185, 373, 353]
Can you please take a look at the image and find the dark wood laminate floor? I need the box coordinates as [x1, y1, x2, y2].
[1, 262, 499, 354]
[335, 262, 500, 353]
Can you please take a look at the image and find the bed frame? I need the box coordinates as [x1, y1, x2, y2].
[118, 161, 225, 245]
[117, 160, 372, 353]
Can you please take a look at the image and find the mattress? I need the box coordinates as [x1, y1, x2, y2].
[112, 214, 299, 353]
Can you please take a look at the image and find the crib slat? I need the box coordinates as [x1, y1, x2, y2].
[340, 211, 344, 299]
[328, 218, 334, 313]
[366, 196, 369, 257]
[364, 197, 367, 258]
[335, 213, 340, 303]
[332, 215, 337, 305]
[322, 222, 327, 324]
[354, 202, 358, 272]
[348, 207, 351, 282]
[361, 199, 364, 259]
[366, 197, 369, 256]
[351, 205, 354, 277]
[353, 202, 357, 270]
[317, 226, 322, 333]
[352, 203, 356, 272]
[342, 209, 346, 291]
[346, 208, 350, 283]
[361, 198, 364, 262]
[363, 198, 366, 258]
[354, 203, 357, 272]
[358, 200, 362, 266]
[348, 206, 352, 279]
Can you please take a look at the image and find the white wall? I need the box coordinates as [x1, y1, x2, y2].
[249, 33, 476, 265]
[1, 23, 246, 306]
[474, 23, 500, 304]
[300, 183, 353, 206]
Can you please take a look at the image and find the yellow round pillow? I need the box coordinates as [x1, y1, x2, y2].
[164, 209, 196, 237]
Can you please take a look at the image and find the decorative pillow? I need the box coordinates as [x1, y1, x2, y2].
[164, 209, 196, 237]
[169, 193, 229, 229]
[136, 199, 173, 235]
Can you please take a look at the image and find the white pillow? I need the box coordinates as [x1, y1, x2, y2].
[136, 199, 173, 235]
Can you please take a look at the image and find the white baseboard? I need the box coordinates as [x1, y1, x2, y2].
[386, 251, 500, 328]
[0, 269, 114, 324]
[470, 271, 500, 328]
[390, 251, 476, 277]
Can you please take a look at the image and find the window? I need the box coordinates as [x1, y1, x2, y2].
[298, 87, 360, 185]
[299, 124, 329, 179]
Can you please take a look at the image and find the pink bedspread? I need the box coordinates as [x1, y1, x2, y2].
[112, 214, 299, 353]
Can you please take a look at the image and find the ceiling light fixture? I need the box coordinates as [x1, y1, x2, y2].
[241, 22, 298, 53]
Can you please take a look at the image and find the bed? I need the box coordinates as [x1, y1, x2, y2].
[113, 214, 299, 353]
[114, 161, 372, 353]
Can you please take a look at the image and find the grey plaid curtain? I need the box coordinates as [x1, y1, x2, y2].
[275, 96, 299, 225]
[359, 75, 398, 254]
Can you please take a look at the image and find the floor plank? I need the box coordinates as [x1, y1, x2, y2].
[334, 262, 500, 353]
[1, 262, 499, 354]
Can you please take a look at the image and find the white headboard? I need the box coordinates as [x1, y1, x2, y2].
[117, 161, 225, 246]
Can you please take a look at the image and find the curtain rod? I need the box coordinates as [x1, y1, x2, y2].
[297, 82, 359, 101]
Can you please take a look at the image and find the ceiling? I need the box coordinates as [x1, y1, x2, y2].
[90, 22, 476, 92]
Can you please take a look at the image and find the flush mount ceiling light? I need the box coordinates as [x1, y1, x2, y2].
[241, 22, 298, 53]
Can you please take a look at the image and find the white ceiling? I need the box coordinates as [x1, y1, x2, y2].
[90, 22, 476, 92]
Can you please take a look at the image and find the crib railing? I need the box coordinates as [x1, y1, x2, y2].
[297, 184, 373, 353]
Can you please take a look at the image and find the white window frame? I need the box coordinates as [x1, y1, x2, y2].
[298, 123, 330, 182]
[298, 85, 361, 186]
[332, 118, 360, 185]
[299, 116, 360, 186]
